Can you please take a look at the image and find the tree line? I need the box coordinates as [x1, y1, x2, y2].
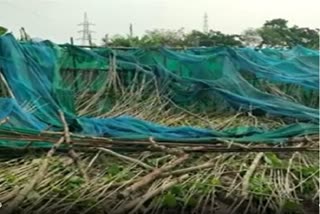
[102, 18, 319, 49]
[0, 18, 318, 49]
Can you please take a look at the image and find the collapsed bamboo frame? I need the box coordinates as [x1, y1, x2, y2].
[0, 129, 318, 153]
[0, 42, 319, 213]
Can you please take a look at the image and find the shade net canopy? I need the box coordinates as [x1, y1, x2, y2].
[0, 33, 318, 148]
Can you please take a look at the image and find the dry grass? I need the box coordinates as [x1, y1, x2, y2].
[0, 111, 318, 214]
[0, 148, 318, 214]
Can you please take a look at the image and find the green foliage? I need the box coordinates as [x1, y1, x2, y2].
[4, 172, 16, 187]
[300, 166, 319, 177]
[170, 184, 183, 195]
[289, 26, 319, 49]
[62, 175, 85, 196]
[102, 18, 319, 49]
[140, 28, 186, 47]
[159, 178, 221, 209]
[162, 192, 177, 207]
[211, 177, 221, 186]
[103, 28, 242, 48]
[249, 175, 272, 195]
[292, 165, 319, 179]
[186, 197, 198, 207]
[256, 18, 319, 49]
[107, 163, 122, 176]
[264, 18, 289, 28]
[69, 175, 84, 188]
[0, 26, 7, 36]
[241, 28, 263, 47]
[282, 200, 302, 213]
[263, 152, 284, 168]
[108, 35, 140, 47]
[184, 30, 242, 47]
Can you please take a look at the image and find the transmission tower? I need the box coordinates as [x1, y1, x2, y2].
[77, 12, 95, 46]
[129, 23, 133, 38]
[203, 12, 209, 34]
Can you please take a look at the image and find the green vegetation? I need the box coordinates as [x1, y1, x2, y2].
[0, 26, 7, 36]
[103, 18, 319, 49]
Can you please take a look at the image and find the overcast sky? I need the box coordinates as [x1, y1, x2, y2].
[1, 0, 319, 44]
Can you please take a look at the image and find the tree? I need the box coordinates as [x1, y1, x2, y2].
[208, 30, 242, 46]
[264, 18, 288, 28]
[140, 28, 185, 47]
[184, 30, 242, 47]
[101, 19, 319, 49]
[241, 28, 263, 47]
[257, 18, 291, 48]
[255, 18, 319, 49]
[0, 26, 7, 36]
[288, 26, 319, 49]
[107, 34, 140, 47]
[183, 30, 208, 46]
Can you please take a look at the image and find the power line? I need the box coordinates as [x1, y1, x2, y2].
[77, 12, 95, 46]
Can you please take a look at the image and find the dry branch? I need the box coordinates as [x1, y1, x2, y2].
[120, 153, 189, 198]
[59, 110, 89, 182]
[113, 174, 189, 214]
[0, 130, 317, 153]
[241, 152, 264, 198]
[119, 138, 189, 199]
[98, 147, 154, 170]
[0, 186, 20, 203]
[163, 161, 216, 177]
[149, 137, 184, 155]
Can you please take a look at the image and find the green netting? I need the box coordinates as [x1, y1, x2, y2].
[0, 33, 318, 148]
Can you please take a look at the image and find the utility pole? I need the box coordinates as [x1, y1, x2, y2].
[129, 23, 134, 46]
[129, 23, 133, 38]
[77, 12, 95, 46]
[203, 12, 209, 34]
[103, 34, 109, 47]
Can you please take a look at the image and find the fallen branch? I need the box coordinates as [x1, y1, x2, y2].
[0, 186, 20, 203]
[113, 174, 189, 214]
[119, 138, 189, 198]
[0, 131, 318, 152]
[98, 147, 154, 170]
[120, 153, 189, 198]
[0, 144, 318, 156]
[241, 152, 264, 198]
[59, 110, 89, 182]
[149, 137, 184, 155]
[163, 161, 215, 177]
[218, 139, 250, 149]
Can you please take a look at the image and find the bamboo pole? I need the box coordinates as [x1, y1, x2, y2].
[0, 69, 15, 99]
